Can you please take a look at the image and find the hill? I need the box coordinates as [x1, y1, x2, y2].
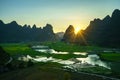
[0, 21, 56, 43]
[85, 9, 120, 47]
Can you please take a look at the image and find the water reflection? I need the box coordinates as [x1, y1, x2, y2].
[32, 45, 49, 49]
[34, 45, 87, 55]
[17, 45, 120, 75]
[30, 45, 111, 69]
[18, 54, 111, 70]
[73, 52, 88, 55]
[18, 55, 75, 65]
[35, 49, 68, 54]
[76, 54, 110, 69]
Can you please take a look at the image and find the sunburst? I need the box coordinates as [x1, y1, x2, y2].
[75, 27, 81, 34]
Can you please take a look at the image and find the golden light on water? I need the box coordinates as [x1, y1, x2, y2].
[75, 27, 81, 34]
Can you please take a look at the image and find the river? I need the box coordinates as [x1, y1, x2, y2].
[18, 45, 120, 74]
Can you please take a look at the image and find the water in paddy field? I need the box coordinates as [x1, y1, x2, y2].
[18, 45, 120, 73]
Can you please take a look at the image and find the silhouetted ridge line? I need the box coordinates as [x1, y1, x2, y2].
[85, 9, 120, 47]
[63, 9, 120, 47]
[0, 21, 56, 43]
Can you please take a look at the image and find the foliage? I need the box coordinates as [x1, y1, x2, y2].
[80, 66, 111, 75]
[0, 46, 10, 65]
[0, 43, 86, 60]
[99, 53, 120, 62]
[43, 42, 104, 52]
[0, 43, 40, 56]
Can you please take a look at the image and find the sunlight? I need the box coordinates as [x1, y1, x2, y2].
[75, 27, 81, 34]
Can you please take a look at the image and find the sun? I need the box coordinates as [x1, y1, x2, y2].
[75, 27, 81, 34]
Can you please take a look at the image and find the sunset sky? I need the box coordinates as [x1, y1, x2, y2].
[0, 0, 120, 32]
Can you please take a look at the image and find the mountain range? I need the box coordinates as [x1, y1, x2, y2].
[0, 21, 56, 43]
[1, 9, 120, 47]
[84, 9, 120, 47]
[63, 9, 120, 47]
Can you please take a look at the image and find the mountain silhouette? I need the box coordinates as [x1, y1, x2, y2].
[0, 21, 56, 43]
[63, 25, 75, 43]
[62, 9, 120, 47]
[85, 9, 120, 47]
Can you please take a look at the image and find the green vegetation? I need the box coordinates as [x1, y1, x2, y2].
[0, 46, 10, 65]
[80, 66, 111, 75]
[1, 42, 120, 62]
[1, 42, 120, 61]
[0, 62, 111, 80]
[0, 43, 86, 60]
[43, 42, 120, 62]
[1, 42, 120, 79]
[99, 53, 120, 62]
[0, 43, 40, 56]
[42, 42, 104, 52]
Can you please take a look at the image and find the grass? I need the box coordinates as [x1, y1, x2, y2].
[0, 43, 86, 60]
[0, 62, 111, 80]
[99, 52, 120, 62]
[80, 66, 111, 75]
[43, 42, 120, 62]
[0, 43, 41, 56]
[42, 42, 104, 52]
[1, 42, 120, 61]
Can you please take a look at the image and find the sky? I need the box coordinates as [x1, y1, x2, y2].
[0, 0, 120, 33]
